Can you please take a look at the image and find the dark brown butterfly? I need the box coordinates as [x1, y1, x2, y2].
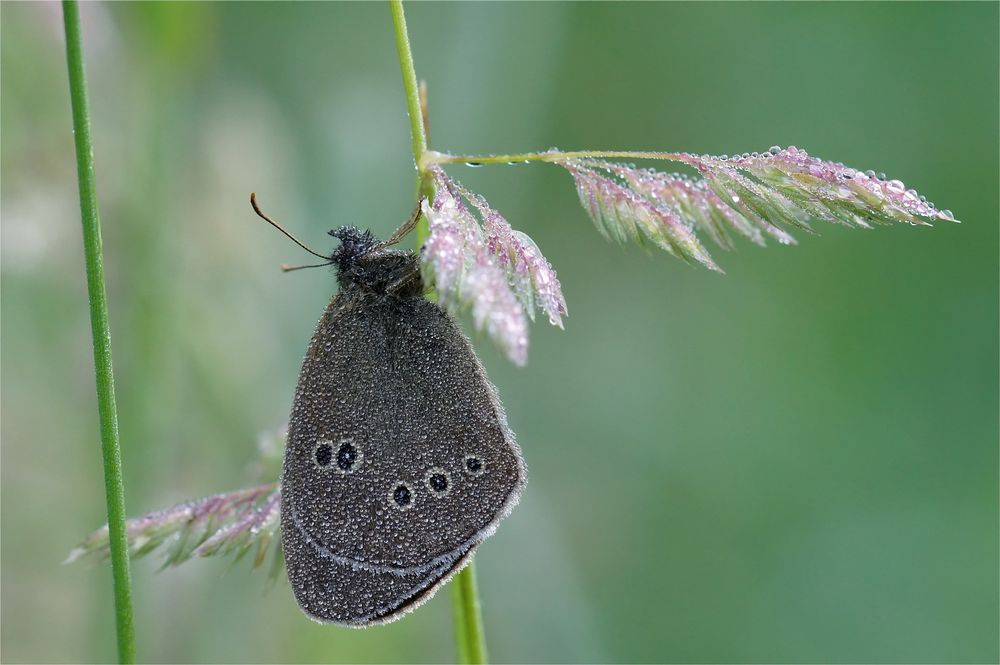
[252, 194, 525, 626]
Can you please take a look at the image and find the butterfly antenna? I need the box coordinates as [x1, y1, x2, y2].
[384, 197, 426, 248]
[281, 260, 334, 273]
[250, 192, 330, 260]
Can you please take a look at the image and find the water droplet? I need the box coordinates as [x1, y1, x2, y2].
[769, 145, 781, 155]
[940, 209, 954, 220]
[465, 162, 484, 168]
[876, 172, 886, 181]
[864, 170, 876, 178]
[886, 179, 905, 192]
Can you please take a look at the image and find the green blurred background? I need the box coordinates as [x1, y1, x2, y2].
[2, 2, 997, 662]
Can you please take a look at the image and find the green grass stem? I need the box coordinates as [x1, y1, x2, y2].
[450, 559, 489, 664]
[62, 2, 137, 661]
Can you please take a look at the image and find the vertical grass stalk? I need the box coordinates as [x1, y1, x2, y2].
[62, 2, 137, 662]
[389, 2, 488, 662]
[390, 0, 433, 248]
[450, 558, 489, 663]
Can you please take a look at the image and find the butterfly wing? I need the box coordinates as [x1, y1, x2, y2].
[280, 291, 525, 624]
[282, 524, 477, 625]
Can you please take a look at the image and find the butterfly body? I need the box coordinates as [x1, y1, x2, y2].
[280, 228, 525, 626]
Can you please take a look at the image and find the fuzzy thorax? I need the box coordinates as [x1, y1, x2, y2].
[328, 226, 423, 297]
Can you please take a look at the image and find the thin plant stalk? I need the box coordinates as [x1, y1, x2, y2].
[390, 0, 431, 248]
[389, 2, 488, 662]
[62, 1, 137, 662]
[422, 149, 687, 169]
[450, 558, 489, 664]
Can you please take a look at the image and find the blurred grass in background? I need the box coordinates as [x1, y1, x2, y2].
[2, 2, 997, 662]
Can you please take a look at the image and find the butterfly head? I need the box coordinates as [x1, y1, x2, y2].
[328, 226, 379, 271]
[328, 226, 421, 296]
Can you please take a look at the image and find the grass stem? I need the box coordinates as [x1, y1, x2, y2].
[450, 559, 489, 664]
[424, 149, 688, 167]
[62, 2, 136, 661]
